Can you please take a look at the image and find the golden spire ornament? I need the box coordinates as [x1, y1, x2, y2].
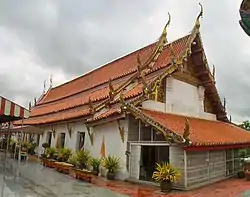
[88, 97, 95, 114]
[195, 3, 203, 29]
[161, 12, 171, 44]
[108, 78, 115, 99]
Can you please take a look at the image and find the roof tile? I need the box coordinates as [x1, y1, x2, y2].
[141, 109, 250, 145]
[18, 34, 190, 125]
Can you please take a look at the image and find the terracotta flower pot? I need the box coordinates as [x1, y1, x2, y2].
[245, 171, 250, 181]
[160, 180, 172, 193]
[237, 171, 245, 179]
[107, 172, 115, 180]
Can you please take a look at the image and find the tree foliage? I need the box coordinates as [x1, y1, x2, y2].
[240, 120, 250, 130]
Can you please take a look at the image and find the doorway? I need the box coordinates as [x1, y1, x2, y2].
[139, 146, 169, 181]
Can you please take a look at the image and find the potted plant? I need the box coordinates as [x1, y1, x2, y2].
[75, 150, 91, 169]
[68, 154, 78, 167]
[102, 155, 120, 180]
[9, 139, 16, 156]
[90, 158, 102, 176]
[45, 147, 57, 159]
[28, 142, 37, 155]
[21, 141, 29, 152]
[57, 148, 72, 162]
[152, 162, 181, 193]
[41, 143, 50, 158]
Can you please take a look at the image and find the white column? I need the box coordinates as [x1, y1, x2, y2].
[197, 86, 205, 114]
[165, 77, 173, 113]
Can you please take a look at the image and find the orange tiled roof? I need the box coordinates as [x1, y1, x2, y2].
[17, 34, 191, 125]
[141, 109, 250, 146]
[38, 35, 189, 105]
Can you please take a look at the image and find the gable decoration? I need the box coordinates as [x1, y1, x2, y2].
[87, 126, 94, 146]
[51, 124, 56, 138]
[117, 119, 125, 143]
[66, 122, 73, 138]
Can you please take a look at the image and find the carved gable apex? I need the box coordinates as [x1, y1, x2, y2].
[186, 34, 228, 122]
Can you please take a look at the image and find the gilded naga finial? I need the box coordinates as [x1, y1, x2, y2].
[161, 12, 171, 43]
[120, 91, 125, 103]
[108, 78, 115, 99]
[170, 43, 176, 64]
[119, 90, 127, 111]
[141, 70, 150, 94]
[195, 3, 203, 29]
[88, 97, 95, 114]
[137, 54, 142, 75]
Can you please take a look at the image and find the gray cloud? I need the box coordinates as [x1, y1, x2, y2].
[0, 0, 249, 123]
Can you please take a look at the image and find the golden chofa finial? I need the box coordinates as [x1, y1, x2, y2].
[195, 3, 203, 29]
[161, 12, 171, 44]
[119, 90, 125, 104]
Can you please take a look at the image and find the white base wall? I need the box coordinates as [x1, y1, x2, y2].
[38, 119, 129, 180]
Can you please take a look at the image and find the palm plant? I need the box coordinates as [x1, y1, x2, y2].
[90, 158, 102, 175]
[68, 154, 78, 166]
[102, 155, 120, 180]
[152, 162, 181, 193]
[45, 147, 57, 159]
[57, 148, 72, 162]
[75, 150, 92, 169]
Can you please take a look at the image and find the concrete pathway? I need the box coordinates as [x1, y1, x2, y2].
[0, 153, 127, 197]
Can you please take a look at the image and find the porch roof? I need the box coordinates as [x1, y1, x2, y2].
[0, 125, 43, 135]
[0, 96, 29, 123]
[141, 109, 250, 147]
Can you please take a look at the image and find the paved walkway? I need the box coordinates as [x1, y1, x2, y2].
[94, 178, 250, 197]
[0, 153, 127, 197]
[1, 153, 250, 197]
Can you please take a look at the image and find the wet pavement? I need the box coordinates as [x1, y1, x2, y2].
[1, 152, 250, 197]
[0, 152, 127, 197]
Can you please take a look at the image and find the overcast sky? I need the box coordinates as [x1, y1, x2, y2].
[0, 0, 249, 123]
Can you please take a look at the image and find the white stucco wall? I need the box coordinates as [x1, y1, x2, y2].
[141, 77, 216, 120]
[38, 121, 90, 155]
[165, 77, 216, 120]
[91, 120, 129, 180]
[38, 119, 129, 180]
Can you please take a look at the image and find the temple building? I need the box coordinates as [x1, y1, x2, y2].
[16, 5, 250, 190]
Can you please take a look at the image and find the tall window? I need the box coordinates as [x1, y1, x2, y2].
[77, 132, 85, 150]
[46, 132, 52, 147]
[60, 133, 66, 148]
